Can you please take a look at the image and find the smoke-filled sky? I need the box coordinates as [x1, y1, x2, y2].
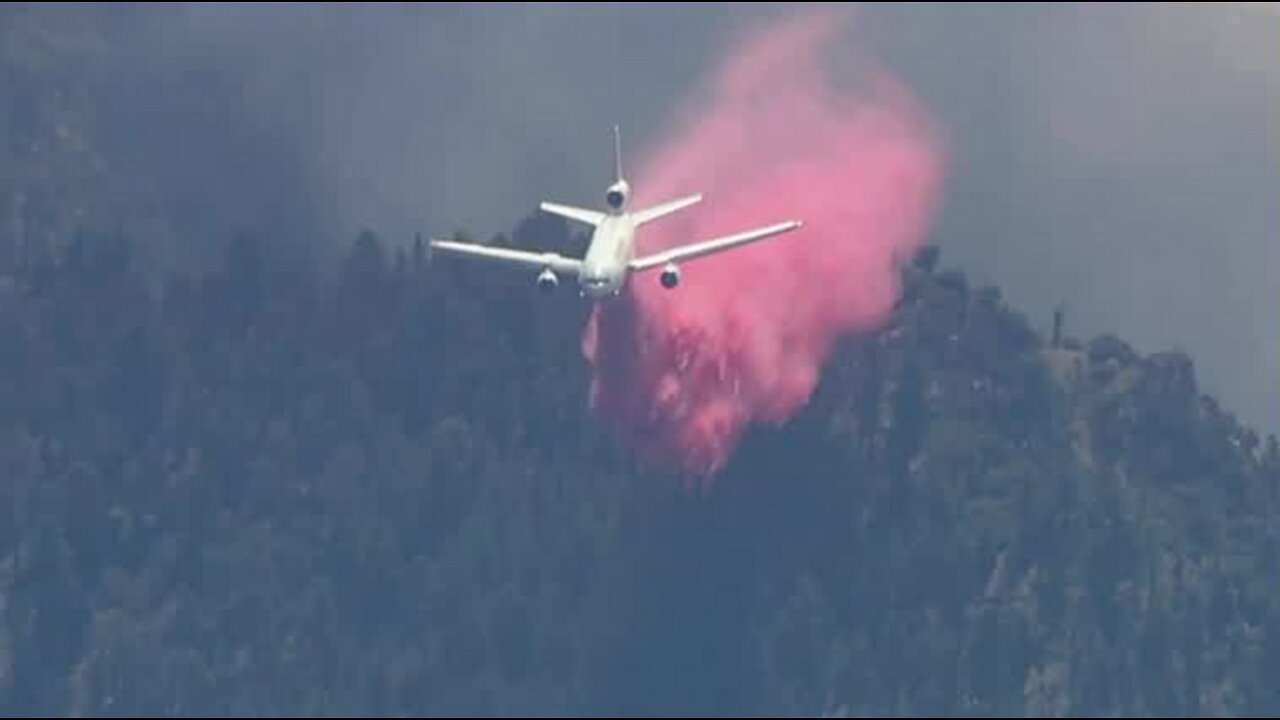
[107, 2, 1278, 434]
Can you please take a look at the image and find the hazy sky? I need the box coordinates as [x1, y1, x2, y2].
[115, 2, 1278, 434]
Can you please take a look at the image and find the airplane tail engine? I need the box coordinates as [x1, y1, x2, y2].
[659, 262, 680, 289]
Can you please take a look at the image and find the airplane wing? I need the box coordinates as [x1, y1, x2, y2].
[539, 202, 606, 227]
[629, 220, 804, 271]
[632, 194, 703, 227]
[429, 238, 583, 276]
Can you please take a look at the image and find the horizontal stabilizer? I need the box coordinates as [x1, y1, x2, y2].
[632, 194, 703, 227]
[539, 202, 606, 227]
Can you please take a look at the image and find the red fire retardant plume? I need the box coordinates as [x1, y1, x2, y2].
[581, 8, 945, 487]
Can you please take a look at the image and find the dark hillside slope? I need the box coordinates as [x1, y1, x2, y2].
[0, 217, 1273, 716]
[594, 250, 1279, 717]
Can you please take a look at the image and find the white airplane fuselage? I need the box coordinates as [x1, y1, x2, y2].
[580, 213, 636, 299]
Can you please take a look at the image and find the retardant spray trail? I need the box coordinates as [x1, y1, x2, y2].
[582, 8, 945, 487]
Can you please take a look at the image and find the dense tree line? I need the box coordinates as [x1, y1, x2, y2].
[0, 219, 1272, 716]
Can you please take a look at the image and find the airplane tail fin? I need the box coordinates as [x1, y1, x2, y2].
[632, 194, 704, 227]
[613, 124, 623, 182]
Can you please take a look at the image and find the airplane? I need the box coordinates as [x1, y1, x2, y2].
[427, 126, 804, 300]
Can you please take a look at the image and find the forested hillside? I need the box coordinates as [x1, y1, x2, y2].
[1, 4, 1276, 717]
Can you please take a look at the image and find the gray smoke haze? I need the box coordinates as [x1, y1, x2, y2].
[122, 3, 770, 244]
[863, 3, 1280, 435]
[102, 3, 1278, 433]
